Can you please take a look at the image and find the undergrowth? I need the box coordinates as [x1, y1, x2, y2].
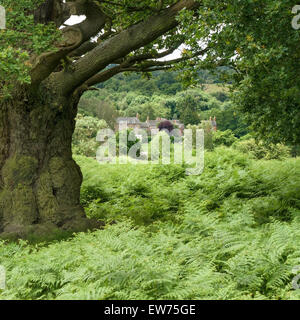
[0, 147, 299, 300]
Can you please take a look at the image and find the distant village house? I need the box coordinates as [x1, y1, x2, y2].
[115, 114, 217, 136]
[115, 114, 185, 136]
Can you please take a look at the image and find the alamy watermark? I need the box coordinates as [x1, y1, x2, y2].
[292, 5, 300, 29]
[96, 125, 205, 176]
[0, 5, 5, 30]
[0, 265, 5, 290]
[292, 265, 300, 290]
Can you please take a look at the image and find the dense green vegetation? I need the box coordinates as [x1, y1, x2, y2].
[72, 114, 108, 158]
[183, 0, 300, 144]
[0, 145, 299, 300]
[1, 0, 300, 302]
[79, 71, 249, 137]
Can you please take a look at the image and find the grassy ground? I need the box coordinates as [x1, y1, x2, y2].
[0, 147, 299, 300]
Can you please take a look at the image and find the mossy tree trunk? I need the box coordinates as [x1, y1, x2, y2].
[0, 85, 97, 239]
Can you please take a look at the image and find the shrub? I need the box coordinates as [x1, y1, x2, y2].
[233, 139, 291, 160]
[72, 114, 108, 157]
[212, 130, 238, 147]
[80, 185, 109, 207]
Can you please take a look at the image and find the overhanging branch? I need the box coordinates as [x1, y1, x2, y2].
[55, 0, 199, 95]
[30, 0, 109, 85]
[82, 45, 207, 88]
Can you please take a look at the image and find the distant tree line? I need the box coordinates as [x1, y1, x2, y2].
[79, 71, 248, 138]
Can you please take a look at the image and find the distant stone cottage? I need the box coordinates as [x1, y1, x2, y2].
[115, 114, 185, 136]
[115, 114, 217, 135]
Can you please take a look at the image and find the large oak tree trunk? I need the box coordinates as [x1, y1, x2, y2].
[0, 84, 98, 239]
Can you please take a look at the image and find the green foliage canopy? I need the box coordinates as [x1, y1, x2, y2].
[178, 0, 300, 144]
[2, 0, 298, 144]
[0, 0, 59, 96]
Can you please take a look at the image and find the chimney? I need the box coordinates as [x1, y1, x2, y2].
[213, 116, 217, 131]
[136, 113, 139, 119]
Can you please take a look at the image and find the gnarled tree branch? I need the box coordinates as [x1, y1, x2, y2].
[54, 0, 199, 95]
[30, 0, 109, 85]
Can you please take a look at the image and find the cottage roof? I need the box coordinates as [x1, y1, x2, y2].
[140, 122, 150, 128]
[116, 117, 141, 124]
[147, 120, 159, 126]
[115, 117, 186, 131]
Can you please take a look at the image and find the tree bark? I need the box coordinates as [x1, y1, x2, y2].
[0, 84, 99, 240]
